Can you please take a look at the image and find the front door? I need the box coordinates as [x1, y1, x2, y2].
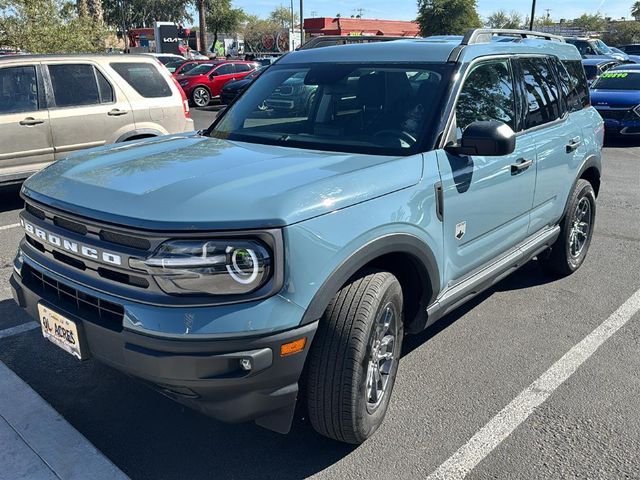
[437, 58, 537, 284]
[0, 64, 54, 178]
[44, 63, 133, 158]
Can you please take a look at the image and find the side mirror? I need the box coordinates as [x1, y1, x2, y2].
[445, 120, 516, 157]
[209, 71, 218, 79]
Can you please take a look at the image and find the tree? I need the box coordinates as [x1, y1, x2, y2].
[101, 0, 191, 29]
[269, 5, 298, 29]
[197, 0, 206, 54]
[632, 1, 640, 21]
[0, 0, 107, 53]
[486, 10, 522, 29]
[570, 13, 607, 32]
[242, 15, 279, 52]
[417, 0, 482, 36]
[77, 0, 89, 17]
[88, 0, 103, 24]
[603, 21, 640, 45]
[205, 0, 245, 53]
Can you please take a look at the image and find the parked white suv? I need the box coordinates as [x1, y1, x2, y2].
[0, 54, 194, 185]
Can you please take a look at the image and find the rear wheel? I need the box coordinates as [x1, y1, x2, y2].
[539, 179, 596, 276]
[191, 87, 210, 107]
[306, 271, 403, 444]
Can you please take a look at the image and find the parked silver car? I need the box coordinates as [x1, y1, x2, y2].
[0, 54, 194, 185]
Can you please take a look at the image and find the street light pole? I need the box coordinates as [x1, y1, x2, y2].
[529, 0, 537, 30]
[300, 0, 304, 46]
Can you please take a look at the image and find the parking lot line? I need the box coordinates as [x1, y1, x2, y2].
[426, 287, 640, 480]
[0, 361, 129, 480]
[0, 223, 20, 231]
[0, 322, 39, 340]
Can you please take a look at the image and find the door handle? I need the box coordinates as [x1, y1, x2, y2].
[510, 158, 533, 175]
[107, 109, 128, 116]
[19, 117, 45, 126]
[566, 137, 582, 153]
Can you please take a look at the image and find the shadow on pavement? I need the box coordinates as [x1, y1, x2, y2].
[0, 258, 556, 479]
[0, 184, 23, 214]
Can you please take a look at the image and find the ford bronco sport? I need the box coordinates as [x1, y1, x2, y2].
[11, 29, 603, 444]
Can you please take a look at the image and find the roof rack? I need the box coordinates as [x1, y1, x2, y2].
[460, 28, 565, 45]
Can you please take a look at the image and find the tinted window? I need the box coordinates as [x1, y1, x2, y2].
[185, 63, 215, 76]
[211, 63, 453, 156]
[215, 64, 235, 75]
[0, 66, 38, 114]
[96, 68, 114, 103]
[456, 60, 516, 133]
[49, 64, 102, 107]
[592, 71, 640, 90]
[110, 62, 172, 98]
[235, 63, 252, 73]
[558, 60, 590, 111]
[520, 57, 561, 128]
[622, 45, 640, 55]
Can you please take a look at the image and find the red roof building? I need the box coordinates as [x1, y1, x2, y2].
[303, 17, 420, 38]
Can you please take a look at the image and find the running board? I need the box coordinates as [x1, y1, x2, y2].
[426, 226, 560, 325]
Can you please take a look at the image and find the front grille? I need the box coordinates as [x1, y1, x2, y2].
[23, 264, 124, 330]
[100, 230, 150, 250]
[596, 108, 632, 121]
[54, 215, 88, 235]
[274, 85, 294, 95]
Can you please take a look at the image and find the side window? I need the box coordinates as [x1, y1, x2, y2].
[0, 65, 38, 114]
[456, 59, 516, 134]
[48, 64, 101, 107]
[95, 68, 114, 103]
[234, 64, 252, 73]
[215, 64, 235, 75]
[110, 62, 172, 98]
[558, 60, 590, 112]
[519, 57, 561, 129]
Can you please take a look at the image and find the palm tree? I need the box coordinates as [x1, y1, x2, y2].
[87, 0, 103, 24]
[632, 1, 640, 21]
[197, 0, 207, 54]
[77, 0, 89, 18]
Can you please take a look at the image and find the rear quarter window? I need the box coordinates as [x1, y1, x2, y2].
[558, 60, 590, 112]
[110, 62, 172, 98]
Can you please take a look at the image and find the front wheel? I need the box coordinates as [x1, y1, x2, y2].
[539, 179, 596, 276]
[191, 87, 211, 107]
[306, 271, 404, 444]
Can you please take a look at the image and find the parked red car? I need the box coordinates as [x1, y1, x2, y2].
[177, 61, 258, 107]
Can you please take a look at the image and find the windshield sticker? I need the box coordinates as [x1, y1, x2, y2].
[600, 72, 629, 79]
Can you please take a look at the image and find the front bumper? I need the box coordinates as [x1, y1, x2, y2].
[10, 258, 317, 433]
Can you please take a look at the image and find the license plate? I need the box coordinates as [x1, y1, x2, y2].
[38, 304, 83, 360]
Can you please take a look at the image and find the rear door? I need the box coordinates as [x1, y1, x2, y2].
[0, 63, 54, 178]
[514, 56, 586, 234]
[208, 63, 237, 97]
[44, 62, 134, 158]
[436, 58, 537, 282]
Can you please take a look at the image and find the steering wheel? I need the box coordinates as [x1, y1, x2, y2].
[373, 130, 417, 147]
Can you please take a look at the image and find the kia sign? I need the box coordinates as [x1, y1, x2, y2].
[154, 22, 181, 54]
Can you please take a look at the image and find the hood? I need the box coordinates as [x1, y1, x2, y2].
[590, 89, 640, 109]
[24, 133, 422, 230]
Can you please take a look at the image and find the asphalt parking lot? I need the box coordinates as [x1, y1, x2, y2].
[1, 110, 639, 479]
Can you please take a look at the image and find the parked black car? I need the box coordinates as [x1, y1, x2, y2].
[582, 58, 620, 85]
[220, 66, 266, 105]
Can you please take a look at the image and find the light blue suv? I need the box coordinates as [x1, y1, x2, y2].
[11, 29, 603, 444]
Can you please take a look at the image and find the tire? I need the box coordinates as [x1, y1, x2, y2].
[539, 179, 596, 276]
[306, 271, 404, 444]
[191, 87, 211, 107]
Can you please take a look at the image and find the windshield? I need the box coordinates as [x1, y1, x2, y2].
[568, 39, 609, 56]
[165, 60, 185, 72]
[186, 63, 215, 76]
[209, 63, 453, 156]
[592, 71, 640, 90]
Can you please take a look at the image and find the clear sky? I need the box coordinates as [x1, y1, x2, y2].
[232, 0, 632, 22]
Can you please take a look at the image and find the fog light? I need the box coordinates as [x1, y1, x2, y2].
[239, 358, 252, 371]
[280, 337, 307, 357]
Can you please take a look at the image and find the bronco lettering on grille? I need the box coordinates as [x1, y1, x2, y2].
[21, 219, 123, 266]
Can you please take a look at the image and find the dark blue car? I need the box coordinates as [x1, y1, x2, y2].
[591, 69, 640, 135]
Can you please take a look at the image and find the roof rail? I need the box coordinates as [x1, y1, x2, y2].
[460, 28, 565, 45]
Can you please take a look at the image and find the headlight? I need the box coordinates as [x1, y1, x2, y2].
[633, 104, 640, 118]
[130, 239, 272, 296]
[179, 80, 189, 86]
